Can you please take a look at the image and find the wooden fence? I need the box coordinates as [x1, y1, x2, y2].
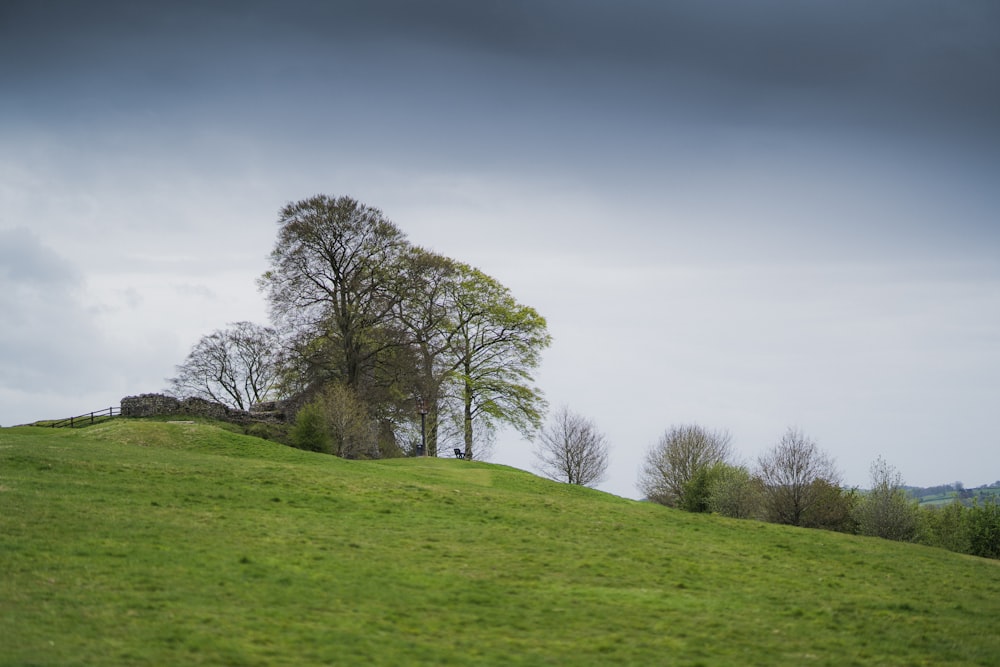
[49, 407, 121, 428]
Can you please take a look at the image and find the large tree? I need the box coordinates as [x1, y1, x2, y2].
[167, 321, 280, 411]
[638, 424, 732, 507]
[389, 247, 461, 456]
[258, 195, 551, 460]
[756, 427, 842, 526]
[533, 406, 610, 487]
[443, 263, 550, 460]
[259, 195, 408, 396]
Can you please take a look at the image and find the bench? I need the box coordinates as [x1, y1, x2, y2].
[453, 448, 466, 459]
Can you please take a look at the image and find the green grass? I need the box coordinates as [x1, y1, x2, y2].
[3, 420, 999, 666]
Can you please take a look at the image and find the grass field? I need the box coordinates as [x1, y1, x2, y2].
[3, 420, 1000, 666]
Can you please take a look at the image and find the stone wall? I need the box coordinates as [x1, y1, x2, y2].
[120, 393, 287, 424]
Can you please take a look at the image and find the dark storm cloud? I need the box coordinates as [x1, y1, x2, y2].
[334, 0, 1000, 135]
[4, 0, 998, 134]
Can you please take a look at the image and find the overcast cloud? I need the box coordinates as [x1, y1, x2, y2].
[2, 1, 998, 497]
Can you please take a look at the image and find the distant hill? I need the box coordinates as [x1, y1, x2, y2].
[3, 419, 1000, 665]
[905, 482, 1000, 507]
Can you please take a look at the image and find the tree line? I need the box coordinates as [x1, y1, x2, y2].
[637, 423, 1000, 560]
[168, 194, 550, 461]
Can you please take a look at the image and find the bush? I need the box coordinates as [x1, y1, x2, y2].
[707, 465, 764, 520]
[290, 400, 330, 453]
[965, 500, 1000, 559]
[800, 480, 857, 533]
[680, 463, 726, 513]
[918, 502, 970, 553]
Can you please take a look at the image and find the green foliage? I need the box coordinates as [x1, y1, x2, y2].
[919, 501, 972, 553]
[290, 399, 330, 452]
[680, 462, 728, 513]
[912, 499, 1000, 559]
[257, 196, 550, 461]
[800, 480, 858, 533]
[855, 488, 920, 542]
[705, 464, 764, 519]
[853, 457, 920, 542]
[965, 499, 1000, 559]
[5, 421, 1000, 665]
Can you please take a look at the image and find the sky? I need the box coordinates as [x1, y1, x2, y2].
[2, 0, 998, 498]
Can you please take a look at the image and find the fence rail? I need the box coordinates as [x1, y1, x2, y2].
[49, 407, 121, 428]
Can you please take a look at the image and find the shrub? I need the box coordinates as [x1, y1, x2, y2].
[965, 500, 1000, 559]
[801, 480, 857, 533]
[853, 457, 920, 542]
[918, 502, 970, 553]
[680, 463, 725, 513]
[707, 465, 764, 520]
[290, 400, 330, 453]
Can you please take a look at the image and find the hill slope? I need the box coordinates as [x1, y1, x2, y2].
[2, 420, 999, 666]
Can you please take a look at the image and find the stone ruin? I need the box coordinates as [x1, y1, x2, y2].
[119, 393, 288, 425]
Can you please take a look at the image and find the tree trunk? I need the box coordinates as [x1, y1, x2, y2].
[463, 376, 474, 460]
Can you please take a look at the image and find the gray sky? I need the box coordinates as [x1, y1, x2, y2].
[2, 1, 998, 497]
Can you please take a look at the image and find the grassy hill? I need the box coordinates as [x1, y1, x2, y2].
[3, 421, 999, 666]
[908, 485, 1000, 508]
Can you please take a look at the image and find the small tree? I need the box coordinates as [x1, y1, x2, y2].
[290, 400, 330, 453]
[757, 428, 841, 526]
[321, 383, 380, 459]
[533, 406, 610, 487]
[638, 425, 732, 508]
[853, 456, 919, 541]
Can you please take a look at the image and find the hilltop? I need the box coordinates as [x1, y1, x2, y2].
[3, 420, 999, 666]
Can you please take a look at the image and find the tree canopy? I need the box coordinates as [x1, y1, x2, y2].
[254, 194, 550, 460]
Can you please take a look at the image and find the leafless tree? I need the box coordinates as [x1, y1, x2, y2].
[756, 427, 842, 526]
[167, 321, 280, 411]
[638, 424, 733, 507]
[533, 406, 610, 487]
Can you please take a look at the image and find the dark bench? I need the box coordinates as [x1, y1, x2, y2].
[453, 448, 466, 459]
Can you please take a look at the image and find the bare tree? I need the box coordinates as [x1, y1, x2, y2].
[320, 383, 380, 459]
[756, 427, 842, 526]
[638, 424, 732, 507]
[168, 321, 280, 411]
[533, 406, 610, 487]
[853, 456, 919, 541]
